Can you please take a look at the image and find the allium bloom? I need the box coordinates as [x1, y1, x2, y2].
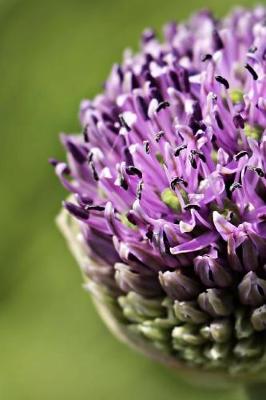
[52, 7, 266, 383]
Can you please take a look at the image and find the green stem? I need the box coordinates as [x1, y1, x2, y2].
[245, 383, 266, 400]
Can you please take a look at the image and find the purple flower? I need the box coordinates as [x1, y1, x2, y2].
[52, 7, 266, 377]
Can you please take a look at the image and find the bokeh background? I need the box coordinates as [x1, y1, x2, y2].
[0, 0, 258, 399]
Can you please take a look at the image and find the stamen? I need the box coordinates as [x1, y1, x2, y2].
[184, 204, 201, 211]
[119, 114, 131, 131]
[248, 46, 257, 53]
[189, 153, 197, 169]
[191, 149, 206, 163]
[83, 124, 89, 142]
[174, 144, 187, 157]
[143, 140, 150, 154]
[246, 166, 265, 177]
[84, 205, 105, 211]
[126, 166, 143, 179]
[201, 54, 212, 62]
[156, 101, 170, 113]
[245, 63, 258, 80]
[234, 151, 249, 161]
[170, 177, 188, 190]
[137, 180, 144, 200]
[155, 130, 165, 142]
[229, 182, 242, 192]
[89, 161, 99, 181]
[215, 75, 230, 89]
[119, 175, 129, 190]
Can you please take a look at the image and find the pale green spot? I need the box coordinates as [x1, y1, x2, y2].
[229, 89, 244, 104]
[244, 123, 263, 141]
[155, 152, 165, 165]
[120, 214, 137, 230]
[211, 150, 218, 163]
[161, 188, 181, 212]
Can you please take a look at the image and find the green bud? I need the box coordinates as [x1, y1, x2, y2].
[180, 346, 205, 365]
[201, 319, 232, 343]
[234, 338, 263, 359]
[139, 321, 170, 341]
[161, 188, 181, 211]
[244, 123, 263, 141]
[229, 89, 244, 104]
[235, 308, 254, 339]
[204, 342, 231, 361]
[174, 300, 209, 324]
[198, 289, 233, 317]
[156, 152, 165, 165]
[251, 305, 266, 332]
[118, 292, 164, 323]
[172, 324, 206, 346]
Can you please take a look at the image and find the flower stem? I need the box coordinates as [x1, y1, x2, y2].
[246, 383, 266, 400]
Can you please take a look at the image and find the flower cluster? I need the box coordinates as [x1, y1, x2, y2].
[52, 7, 266, 376]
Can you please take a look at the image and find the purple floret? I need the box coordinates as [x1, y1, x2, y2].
[52, 7, 266, 306]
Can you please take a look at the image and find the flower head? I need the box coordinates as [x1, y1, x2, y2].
[52, 7, 266, 379]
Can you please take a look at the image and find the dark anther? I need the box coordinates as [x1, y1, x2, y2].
[174, 144, 187, 156]
[84, 205, 105, 212]
[126, 166, 142, 179]
[248, 46, 258, 53]
[234, 151, 249, 161]
[191, 149, 206, 162]
[229, 182, 242, 192]
[156, 101, 170, 113]
[87, 152, 93, 162]
[119, 175, 129, 190]
[83, 124, 89, 142]
[254, 167, 265, 178]
[215, 75, 230, 89]
[136, 96, 149, 120]
[170, 177, 188, 190]
[137, 180, 144, 200]
[184, 204, 201, 211]
[189, 153, 197, 169]
[146, 227, 153, 241]
[245, 63, 258, 80]
[124, 147, 133, 165]
[143, 140, 150, 154]
[246, 166, 265, 177]
[119, 114, 131, 131]
[163, 231, 171, 255]
[201, 54, 212, 62]
[89, 161, 99, 181]
[214, 111, 224, 130]
[155, 130, 165, 142]
[126, 212, 137, 226]
[233, 114, 245, 129]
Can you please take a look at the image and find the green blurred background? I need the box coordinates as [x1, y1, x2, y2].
[0, 0, 257, 398]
